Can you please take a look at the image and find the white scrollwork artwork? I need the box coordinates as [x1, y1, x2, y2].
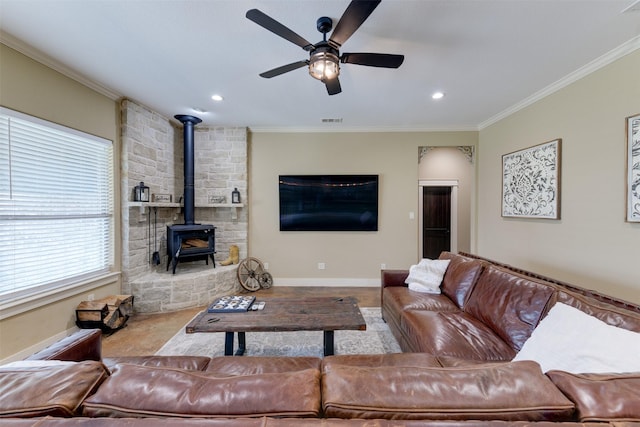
[502, 139, 561, 219]
[627, 113, 640, 222]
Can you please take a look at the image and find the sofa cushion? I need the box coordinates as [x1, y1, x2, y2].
[204, 356, 321, 376]
[381, 286, 460, 352]
[0, 418, 269, 426]
[438, 252, 485, 309]
[513, 302, 640, 373]
[103, 356, 211, 372]
[401, 310, 516, 360]
[383, 286, 460, 315]
[322, 360, 575, 421]
[0, 360, 108, 418]
[547, 370, 640, 422]
[82, 363, 321, 418]
[0, 419, 603, 427]
[464, 266, 555, 351]
[322, 353, 441, 371]
[436, 356, 507, 367]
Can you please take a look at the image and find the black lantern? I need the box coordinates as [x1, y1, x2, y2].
[134, 181, 149, 202]
[231, 187, 241, 204]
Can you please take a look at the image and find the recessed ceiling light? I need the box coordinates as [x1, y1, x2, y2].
[211, 94, 224, 102]
[432, 92, 445, 100]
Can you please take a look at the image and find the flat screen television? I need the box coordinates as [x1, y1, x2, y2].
[279, 175, 379, 231]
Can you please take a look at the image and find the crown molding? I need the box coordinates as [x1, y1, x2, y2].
[479, 36, 640, 130]
[247, 125, 479, 133]
[0, 30, 121, 101]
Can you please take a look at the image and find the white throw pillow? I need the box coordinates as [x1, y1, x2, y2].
[513, 302, 640, 374]
[405, 258, 450, 294]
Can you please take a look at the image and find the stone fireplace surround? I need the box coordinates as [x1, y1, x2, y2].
[120, 100, 247, 313]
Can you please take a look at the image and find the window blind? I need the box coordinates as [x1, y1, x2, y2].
[0, 107, 114, 302]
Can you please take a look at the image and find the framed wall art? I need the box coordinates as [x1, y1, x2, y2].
[627, 113, 640, 222]
[502, 139, 561, 219]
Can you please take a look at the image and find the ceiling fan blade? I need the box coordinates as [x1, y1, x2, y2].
[324, 77, 342, 95]
[246, 9, 314, 51]
[329, 0, 381, 48]
[259, 60, 309, 78]
[341, 52, 404, 68]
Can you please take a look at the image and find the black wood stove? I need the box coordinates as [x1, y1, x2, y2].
[166, 114, 216, 274]
[166, 223, 215, 274]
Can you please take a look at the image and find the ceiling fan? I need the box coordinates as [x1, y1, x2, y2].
[246, 0, 404, 95]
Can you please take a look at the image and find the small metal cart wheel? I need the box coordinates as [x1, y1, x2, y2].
[260, 272, 273, 289]
[237, 257, 265, 292]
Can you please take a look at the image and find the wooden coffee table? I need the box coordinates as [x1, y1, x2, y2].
[185, 296, 366, 356]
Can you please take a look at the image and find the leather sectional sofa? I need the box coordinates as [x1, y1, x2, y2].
[1, 251, 639, 426]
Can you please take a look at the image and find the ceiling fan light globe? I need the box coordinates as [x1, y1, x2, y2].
[309, 51, 340, 81]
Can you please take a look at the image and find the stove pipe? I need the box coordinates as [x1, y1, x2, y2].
[174, 114, 202, 225]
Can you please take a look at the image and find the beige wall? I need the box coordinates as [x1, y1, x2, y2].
[0, 44, 120, 361]
[477, 49, 640, 304]
[248, 131, 477, 285]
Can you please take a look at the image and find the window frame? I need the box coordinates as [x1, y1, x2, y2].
[0, 107, 118, 320]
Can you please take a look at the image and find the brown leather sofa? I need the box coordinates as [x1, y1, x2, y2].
[1, 252, 639, 426]
[381, 252, 640, 361]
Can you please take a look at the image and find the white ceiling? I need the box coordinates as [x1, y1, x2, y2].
[1, 0, 639, 131]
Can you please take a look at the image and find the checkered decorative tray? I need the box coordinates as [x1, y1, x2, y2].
[207, 295, 256, 313]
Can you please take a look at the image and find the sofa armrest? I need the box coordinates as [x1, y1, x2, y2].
[381, 269, 409, 289]
[26, 329, 102, 362]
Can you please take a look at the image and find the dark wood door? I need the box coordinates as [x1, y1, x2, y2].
[422, 186, 451, 259]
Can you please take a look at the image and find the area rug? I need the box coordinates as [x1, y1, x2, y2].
[155, 307, 401, 357]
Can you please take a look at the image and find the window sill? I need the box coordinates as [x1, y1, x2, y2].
[0, 271, 121, 320]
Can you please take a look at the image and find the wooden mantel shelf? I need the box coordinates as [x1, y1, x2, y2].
[128, 202, 244, 208]
[128, 202, 244, 221]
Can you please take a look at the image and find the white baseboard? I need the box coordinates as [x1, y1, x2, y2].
[273, 278, 379, 287]
[0, 326, 79, 365]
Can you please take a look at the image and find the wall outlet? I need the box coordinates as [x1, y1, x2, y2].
[381, 263, 386, 269]
[409, 211, 415, 219]
[87, 293, 95, 301]
[264, 262, 269, 270]
[318, 262, 326, 270]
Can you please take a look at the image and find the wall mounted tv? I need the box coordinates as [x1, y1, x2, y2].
[279, 175, 379, 231]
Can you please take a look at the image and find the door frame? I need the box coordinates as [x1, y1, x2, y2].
[419, 180, 458, 259]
